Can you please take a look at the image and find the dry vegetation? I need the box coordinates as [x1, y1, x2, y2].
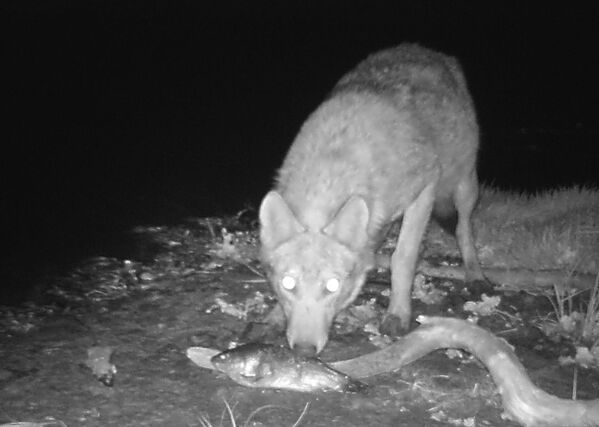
[425, 186, 599, 274]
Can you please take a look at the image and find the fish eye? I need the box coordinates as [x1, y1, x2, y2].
[325, 277, 340, 293]
[281, 275, 296, 290]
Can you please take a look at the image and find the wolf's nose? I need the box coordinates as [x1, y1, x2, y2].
[292, 343, 317, 358]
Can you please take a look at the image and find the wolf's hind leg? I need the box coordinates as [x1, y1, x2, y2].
[454, 170, 485, 282]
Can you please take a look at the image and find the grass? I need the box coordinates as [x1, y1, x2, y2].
[534, 272, 599, 399]
[424, 185, 599, 274]
[581, 273, 599, 346]
[198, 399, 310, 427]
[536, 272, 599, 367]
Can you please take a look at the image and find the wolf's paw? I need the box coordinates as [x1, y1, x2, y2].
[379, 314, 409, 337]
[464, 276, 495, 299]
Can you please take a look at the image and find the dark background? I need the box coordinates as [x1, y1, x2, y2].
[3, 1, 598, 301]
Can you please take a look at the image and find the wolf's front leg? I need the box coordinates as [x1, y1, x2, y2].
[380, 183, 436, 336]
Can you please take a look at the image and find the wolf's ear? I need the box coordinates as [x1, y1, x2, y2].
[259, 191, 305, 249]
[324, 196, 369, 249]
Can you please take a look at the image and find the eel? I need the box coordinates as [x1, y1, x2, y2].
[332, 316, 599, 427]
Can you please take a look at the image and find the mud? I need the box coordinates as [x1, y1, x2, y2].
[1, 219, 597, 426]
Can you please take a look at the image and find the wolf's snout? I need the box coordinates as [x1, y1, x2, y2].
[288, 331, 327, 356]
[286, 301, 330, 355]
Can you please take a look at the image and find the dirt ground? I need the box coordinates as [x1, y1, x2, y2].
[1, 218, 598, 426]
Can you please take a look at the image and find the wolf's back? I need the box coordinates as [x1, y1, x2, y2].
[332, 43, 473, 107]
[274, 44, 478, 233]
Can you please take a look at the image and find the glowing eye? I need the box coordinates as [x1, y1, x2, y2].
[281, 275, 296, 290]
[325, 278, 340, 293]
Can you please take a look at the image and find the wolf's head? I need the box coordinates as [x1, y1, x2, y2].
[259, 191, 375, 356]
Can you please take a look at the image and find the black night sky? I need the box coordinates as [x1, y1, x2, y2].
[3, 1, 599, 301]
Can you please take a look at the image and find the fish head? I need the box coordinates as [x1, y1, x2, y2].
[260, 192, 375, 356]
[212, 342, 367, 393]
[211, 343, 276, 387]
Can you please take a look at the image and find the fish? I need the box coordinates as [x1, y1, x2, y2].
[210, 342, 367, 393]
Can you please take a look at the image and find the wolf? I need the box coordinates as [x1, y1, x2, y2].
[259, 43, 484, 356]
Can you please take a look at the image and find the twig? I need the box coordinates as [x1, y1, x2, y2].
[291, 402, 311, 427]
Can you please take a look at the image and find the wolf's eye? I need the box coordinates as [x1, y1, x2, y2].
[281, 275, 296, 290]
[325, 277, 340, 293]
